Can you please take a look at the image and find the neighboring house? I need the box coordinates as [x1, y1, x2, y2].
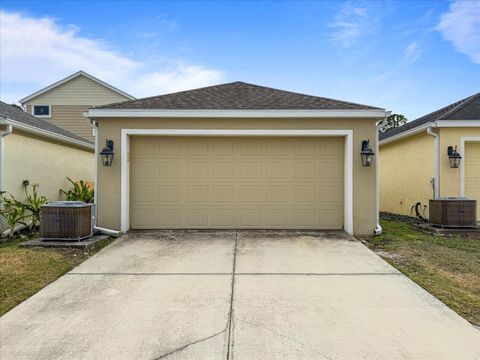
[86, 82, 388, 235]
[0, 101, 94, 229]
[379, 92, 480, 221]
[19, 71, 135, 142]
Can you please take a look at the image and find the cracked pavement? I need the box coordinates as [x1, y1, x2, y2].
[1, 230, 480, 359]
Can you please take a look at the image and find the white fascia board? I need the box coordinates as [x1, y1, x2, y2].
[435, 120, 480, 127]
[0, 117, 94, 150]
[20, 71, 135, 104]
[86, 109, 387, 118]
[380, 120, 480, 146]
[379, 123, 432, 146]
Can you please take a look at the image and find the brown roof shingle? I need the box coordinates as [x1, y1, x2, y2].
[380, 92, 480, 141]
[0, 101, 92, 145]
[96, 81, 383, 110]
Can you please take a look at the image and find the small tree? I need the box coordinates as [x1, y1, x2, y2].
[379, 114, 407, 134]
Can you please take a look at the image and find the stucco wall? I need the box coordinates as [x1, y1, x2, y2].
[380, 127, 480, 221]
[438, 127, 480, 197]
[380, 132, 434, 217]
[95, 117, 379, 235]
[3, 131, 94, 202]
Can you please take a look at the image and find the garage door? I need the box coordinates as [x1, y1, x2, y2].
[130, 137, 344, 229]
[465, 142, 480, 221]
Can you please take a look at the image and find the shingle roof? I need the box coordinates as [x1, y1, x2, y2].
[380, 92, 480, 141]
[0, 101, 93, 145]
[96, 81, 382, 110]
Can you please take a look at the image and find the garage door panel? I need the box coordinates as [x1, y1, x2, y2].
[213, 162, 234, 179]
[158, 139, 179, 155]
[188, 162, 209, 179]
[130, 137, 344, 229]
[157, 162, 180, 179]
[265, 186, 287, 202]
[238, 185, 262, 202]
[187, 185, 209, 202]
[265, 162, 288, 179]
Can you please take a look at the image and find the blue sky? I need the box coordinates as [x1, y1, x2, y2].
[1, 0, 479, 119]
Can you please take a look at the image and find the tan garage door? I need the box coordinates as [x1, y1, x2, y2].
[130, 137, 344, 229]
[465, 142, 480, 221]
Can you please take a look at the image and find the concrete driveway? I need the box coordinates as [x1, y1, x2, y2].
[1, 231, 479, 360]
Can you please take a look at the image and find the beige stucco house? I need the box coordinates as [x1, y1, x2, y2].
[20, 71, 135, 142]
[379, 92, 480, 221]
[0, 101, 94, 230]
[86, 82, 388, 236]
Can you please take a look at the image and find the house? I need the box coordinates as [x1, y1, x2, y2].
[86, 82, 388, 235]
[0, 101, 94, 225]
[379, 92, 480, 221]
[19, 71, 135, 142]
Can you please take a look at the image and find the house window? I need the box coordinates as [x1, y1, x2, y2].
[32, 105, 51, 117]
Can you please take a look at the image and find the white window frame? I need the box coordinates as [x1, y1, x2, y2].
[31, 105, 51, 118]
[460, 136, 480, 197]
[120, 129, 354, 234]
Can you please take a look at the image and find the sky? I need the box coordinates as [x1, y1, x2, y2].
[0, 0, 479, 120]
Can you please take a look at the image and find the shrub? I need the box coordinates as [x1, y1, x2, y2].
[59, 177, 94, 203]
[0, 192, 28, 237]
[22, 183, 47, 229]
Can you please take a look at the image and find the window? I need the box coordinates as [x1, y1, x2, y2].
[32, 105, 50, 117]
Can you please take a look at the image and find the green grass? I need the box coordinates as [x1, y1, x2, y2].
[363, 220, 480, 326]
[0, 235, 115, 316]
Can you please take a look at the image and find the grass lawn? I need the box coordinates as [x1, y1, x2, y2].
[363, 219, 480, 326]
[0, 235, 115, 316]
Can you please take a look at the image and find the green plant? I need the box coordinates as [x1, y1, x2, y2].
[0, 192, 28, 237]
[59, 178, 94, 203]
[22, 183, 47, 229]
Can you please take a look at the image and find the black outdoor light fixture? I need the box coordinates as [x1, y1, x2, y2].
[360, 139, 375, 167]
[447, 145, 462, 168]
[100, 139, 114, 166]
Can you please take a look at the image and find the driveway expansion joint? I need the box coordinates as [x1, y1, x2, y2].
[226, 230, 238, 360]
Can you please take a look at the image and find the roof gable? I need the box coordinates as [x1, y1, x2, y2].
[0, 101, 92, 147]
[97, 81, 383, 110]
[380, 92, 480, 141]
[20, 71, 135, 104]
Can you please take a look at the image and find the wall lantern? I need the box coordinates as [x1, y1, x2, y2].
[100, 139, 114, 166]
[360, 139, 375, 167]
[447, 145, 462, 168]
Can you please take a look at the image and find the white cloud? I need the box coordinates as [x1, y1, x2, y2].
[329, 2, 378, 47]
[436, 0, 480, 64]
[0, 11, 223, 103]
[404, 41, 421, 64]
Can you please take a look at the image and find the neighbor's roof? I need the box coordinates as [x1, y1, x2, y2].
[0, 101, 93, 148]
[19, 70, 135, 104]
[96, 81, 383, 110]
[380, 92, 480, 141]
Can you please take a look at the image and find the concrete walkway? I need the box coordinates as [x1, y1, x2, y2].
[1, 231, 479, 359]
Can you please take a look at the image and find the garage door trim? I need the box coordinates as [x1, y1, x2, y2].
[120, 129, 353, 234]
[460, 136, 480, 197]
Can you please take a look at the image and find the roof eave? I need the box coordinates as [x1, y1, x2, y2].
[19, 70, 135, 104]
[0, 117, 94, 151]
[86, 108, 388, 119]
[379, 119, 480, 146]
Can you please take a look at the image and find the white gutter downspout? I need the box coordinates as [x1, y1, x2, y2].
[374, 115, 390, 235]
[427, 126, 440, 198]
[88, 118, 120, 238]
[88, 119, 99, 226]
[0, 120, 13, 192]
